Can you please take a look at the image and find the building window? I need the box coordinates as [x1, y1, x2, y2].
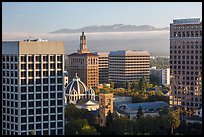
[21, 64, 26, 70]
[28, 71, 34, 77]
[21, 71, 26, 77]
[28, 79, 34, 85]
[36, 64, 41, 69]
[36, 116, 41, 122]
[36, 71, 41, 77]
[21, 56, 26, 62]
[50, 63, 55, 69]
[28, 56, 34, 62]
[43, 55, 48, 62]
[57, 56, 62, 61]
[28, 64, 34, 69]
[43, 123, 48, 128]
[43, 108, 48, 114]
[36, 55, 41, 62]
[36, 78, 41, 84]
[50, 55, 55, 62]
[43, 64, 48, 69]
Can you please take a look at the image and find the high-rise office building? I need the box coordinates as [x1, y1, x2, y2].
[108, 50, 150, 86]
[169, 18, 202, 110]
[2, 39, 65, 135]
[68, 32, 99, 88]
[95, 52, 109, 84]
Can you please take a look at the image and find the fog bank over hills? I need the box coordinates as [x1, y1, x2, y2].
[2, 28, 170, 56]
[50, 24, 169, 33]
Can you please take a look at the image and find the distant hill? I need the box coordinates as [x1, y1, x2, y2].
[50, 24, 169, 33]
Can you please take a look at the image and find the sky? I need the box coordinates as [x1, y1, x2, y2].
[2, 2, 202, 56]
[2, 2, 202, 33]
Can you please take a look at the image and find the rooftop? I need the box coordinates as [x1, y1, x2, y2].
[67, 52, 99, 57]
[173, 18, 201, 25]
[109, 50, 150, 56]
[118, 101, 169, 111]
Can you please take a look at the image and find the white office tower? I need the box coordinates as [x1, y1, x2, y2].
[2, 39, 65, 135]
[108, 50, 150, 86]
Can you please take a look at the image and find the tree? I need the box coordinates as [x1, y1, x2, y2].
[159, 106, 169, 116]
[110, 82, 114, 89]
[168, 110, 180, 135]
[30, 130, 35, 135]
[150, 74, 159, 86]
[106, 110, 113, 127]
[126, 81, 131, 92]
[109, 117, 134, 135]
[182, 107, 189, 117]
[80, 125, 98, 135]
[136, 106, 144, 120]
[65, 118, 90, 135]
[138, 77, 147, 92]
[131, 81, 139, 91]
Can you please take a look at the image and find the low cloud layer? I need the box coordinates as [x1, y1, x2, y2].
[2, 31, 170, 56]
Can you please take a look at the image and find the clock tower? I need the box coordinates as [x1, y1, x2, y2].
[77, 31, 90, 54]
[99, 93, 113, 126]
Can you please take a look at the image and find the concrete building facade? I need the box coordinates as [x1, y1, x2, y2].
[169, 18, 202, 110]
[108, 50, 150, 86]
[2, 39, 65, 135]
[95, 52, 109, 84]
[150, 67, 170, 85]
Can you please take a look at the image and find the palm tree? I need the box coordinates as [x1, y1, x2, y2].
[168, 110, 180, 135]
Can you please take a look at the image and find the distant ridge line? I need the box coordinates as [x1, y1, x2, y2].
[50, 24, 169, 33]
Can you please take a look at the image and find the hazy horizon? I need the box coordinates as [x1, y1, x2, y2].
[2, 30, 170, 56]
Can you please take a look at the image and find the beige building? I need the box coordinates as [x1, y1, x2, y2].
[99, 93, 113, 126]
[2, 39, 64, 135]
[108, 50, 150, 86]
[169, 18, 202, 111]
[95, 52, 109, 84]
[67, 32, 99, 88]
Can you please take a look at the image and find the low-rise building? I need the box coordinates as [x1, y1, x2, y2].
[117, 101, 169, 120]
[75, 98, 99, 111]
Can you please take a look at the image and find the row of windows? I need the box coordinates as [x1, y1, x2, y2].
[173, 31, 202, 37]
[21, 55, 63, 62]
[170, 65, 202, 70]
[21, 70, 63, 77]
[170, 50, 202, 54]
[2, 63, 18, 70]
[173, 24, 202, 30]
[2, 78, 18, 84]
[20, 63, 62, 70]
[20, 107, 63, 115]
[2, 55, 18, 62]
[172, 70, 201, 76]
[21, 100, 63, 108]
[2, 129, 63, 135]
[21, 122, 63, 131]
[170, 55, 202, 60]
[20, 93, 62, 100]
[170, 60, 202, 65]
[2, 86, 18, 92]
[20, 115, 63, 124]
[170, 44, 202, 49]
[21, 85, 63, 92]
